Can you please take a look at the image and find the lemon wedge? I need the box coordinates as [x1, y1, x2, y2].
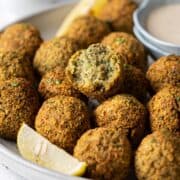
[17, 123, 87, 176]
[90, 0, 108, 17]
[56, 0, 108, 37]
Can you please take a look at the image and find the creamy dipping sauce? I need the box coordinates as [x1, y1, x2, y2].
[147, 3, 180, 45]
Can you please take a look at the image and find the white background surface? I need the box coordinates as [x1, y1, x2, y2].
[0, 0, 143, 179]
[0, 164, 23, 180]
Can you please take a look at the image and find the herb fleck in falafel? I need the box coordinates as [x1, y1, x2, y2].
[95, 94, 147, 146]
[97, 0, 137, 33]
[0, 50, 35, 83]
[135, 130, 180, 180]
[74, 127, 132, 180]
[0, 78, 39, 140]
[148, 85, 180, 132]
[33, 36, 80, 76]
[66, 43, 124, 100]
[65, 15, 110, 48]
[38, 66, 84, 100]
[146, 55, 180, 92]
[0, 23, 42, 58]
[35, 96, 90, 153]
[102, 32, 147, 71]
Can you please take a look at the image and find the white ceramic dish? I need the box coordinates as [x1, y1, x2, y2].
[133, 0, 180, 55]
[134, 27, 170, 59]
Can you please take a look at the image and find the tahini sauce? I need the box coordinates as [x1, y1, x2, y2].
[147, 4, 180, 45]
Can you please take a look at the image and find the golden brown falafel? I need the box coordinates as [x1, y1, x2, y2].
[148, 85, 180, 132]
[102, 32, 147, 71]
[65, 15, 110, 48]
[74, 127, 132, 180]
[146, 55, 180, 92]
[66, 43, 124, 101]
[33, 36, 80, 76]
[38, 66, 84, 100]
[0, 23, 42, 58]
[35, 95, 90, 153]
[121, 64, 149, 102]
[0, 78, 39, 140]
[95, 94, 147, 146]
[97, 0, 137, 33]
[135, 130, 180, 180]
[0, 50, 35, 83]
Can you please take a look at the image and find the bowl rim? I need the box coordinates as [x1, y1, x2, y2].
[133, 0, 180, 49]
[133, 27, 170, 58]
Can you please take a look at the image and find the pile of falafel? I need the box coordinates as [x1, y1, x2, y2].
[0, 0, 179, 179]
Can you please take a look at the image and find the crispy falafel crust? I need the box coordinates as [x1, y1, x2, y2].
[0, 23, 42, 58]
[102, 32, 147, 71]
[95, 94, 147, 146]
[33, 36, 80, 76]
[97, 0, 137, 33]
[0, 50, 35, 83]
[0, 78, 39, 140]
[66, 44, 124, 100]
[135, 130, 180, 180]
[35, 96, 90, 153]
[146, 55, 180, 92]
[121, 64, 149, 101]
[74, 127, 132, 180]
[38, 66, 83, 100]
[148, 85, 180, 132]
[65, 15, 110, 48]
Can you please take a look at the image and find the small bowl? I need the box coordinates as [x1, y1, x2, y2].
[133, 0, 180, 55]
[134, 27, 169, 59]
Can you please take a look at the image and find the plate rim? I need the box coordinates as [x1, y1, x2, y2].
[0, 139, 85, 179]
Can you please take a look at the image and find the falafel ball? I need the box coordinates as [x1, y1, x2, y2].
[0, 50, 35, 83]
[146, 55, 180, 92]
[102, 32, 147, 71]
[148, 85, 180, 132]
[135, 130, 180, 180]
[74, 127, 132, 180]
[0, 78, 39, 140]
[38, 66, 84, 100]
[65, 15, 110, 48]
[94, 94, 147, 146]
[97, 0, 137, 33]
[35, 95, 90, 153]
[66, 43, 124, 101]
[33, 36, 80, 76]
[121, 64, 149, 102]
[0, 23, 42, 58]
